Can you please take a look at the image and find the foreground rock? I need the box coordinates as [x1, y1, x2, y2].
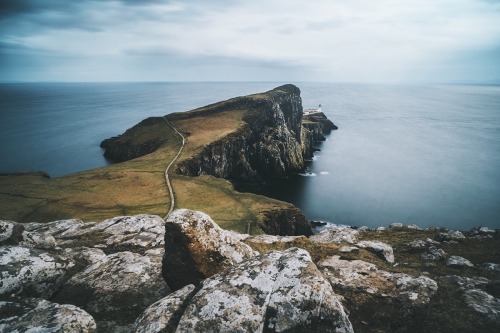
[162, 209, 257, 291]
[139, 247, 353, 333]
[20, 214, 165, 252]
[53, 249, 169, 331]
[0, 298, 96, 333]
[309, 226, 360, 244]
[319, 256, 438, 305]
[0, 245, 72, 298]
[356, 240, 395, 263]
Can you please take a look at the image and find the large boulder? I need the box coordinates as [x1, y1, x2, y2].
[357, 240, 395, 263]
[0, 245, 72, 298]
[139, 247, 353, 333]
[20, 215, 165, 252]
[309, 226, 360, 244]
[0, 298, 96, 333]
[131, 284, 197, 333]
[0, 220, 56, 249]
[447, 255, 474, 267]
[53, 249, 169, 332]
[162, 209, 258, 291]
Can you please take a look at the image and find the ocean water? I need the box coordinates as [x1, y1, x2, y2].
[1, 82, 499, 230]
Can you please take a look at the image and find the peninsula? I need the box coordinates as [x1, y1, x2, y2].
[0, 85, 498, 333]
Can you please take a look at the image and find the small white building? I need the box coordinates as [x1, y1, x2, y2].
[303, 104, 322, 115]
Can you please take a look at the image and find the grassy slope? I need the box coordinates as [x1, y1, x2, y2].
[0, 102, 297, 234]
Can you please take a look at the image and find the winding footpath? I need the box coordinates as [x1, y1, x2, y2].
[162, 116, 186, 219]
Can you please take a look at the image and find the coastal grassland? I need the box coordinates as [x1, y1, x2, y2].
[0, 123, 181, 223]
[169, 108, 303, 233]
[170, 109, 247, 158]
[0, 105, 299, 234]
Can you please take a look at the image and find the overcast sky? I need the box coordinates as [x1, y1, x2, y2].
[1, 0, 500, 83]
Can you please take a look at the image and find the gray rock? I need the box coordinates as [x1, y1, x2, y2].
[162, 209, 258, 291]
[447, 255, 474, 267]
[441, 275, 490, 290]
[405, 239, 427, 248]
[464, 289, 500, 322]
[0, 220, 22, 245]
[357, 240, 395, 263]
[479, 263, 500, 273]
[22, 215, 165, 252]
[54, 250, 169, 331]
[174, 248, 353, 333]
[435, 230, 465, 242]
[62, 247, 108, 268]
[131, 284, 197, 333]
[318, 255, 438, 304]
[339, 246, 359, 253]
[246, 234, 306, 244]
[0, 220, 56, 249]
[0, 245, 72, 298]
[406, 224, 423, 230]
[394, 274, 439, 304]
[420, 245, 446, 260]
[0, 298, 96, 333]
[309, 226, 360, 244]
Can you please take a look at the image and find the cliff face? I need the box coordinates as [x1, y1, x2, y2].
[176, 84, 329, 184]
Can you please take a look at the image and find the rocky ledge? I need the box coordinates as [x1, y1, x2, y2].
[1, 210, 498, 332]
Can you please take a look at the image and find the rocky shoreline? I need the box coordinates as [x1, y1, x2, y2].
[1, 211, 498, 332]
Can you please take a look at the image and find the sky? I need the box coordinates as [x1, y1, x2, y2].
[1, 0, 500, 83]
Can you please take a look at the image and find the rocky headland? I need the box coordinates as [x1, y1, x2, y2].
[0, 85, 498, 332]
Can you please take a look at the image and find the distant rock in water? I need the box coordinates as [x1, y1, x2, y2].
[100, 117, 169, 162]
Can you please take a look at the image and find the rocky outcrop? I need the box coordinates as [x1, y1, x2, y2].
[0, 298, 96, 333]
[259, 206, 313, 236]
[146, 247, 353, 333]
[447, 255, 474, 267]
[1, 214, 168, 332]
[319, 256, 438, 304]
[303, 112, 338, 141]
[100, 117, 169, 162]
[357, 240, 395, 263]
[310, 225, 361, 244]
[13, 214, 166, 253]
[0, 246, 72, 298]
[53, 249, 169, 331]
[162, 209, 258, 291]
[131, 284, 197, 333]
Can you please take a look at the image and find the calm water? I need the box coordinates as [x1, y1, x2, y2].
[1, 82, 499, 230]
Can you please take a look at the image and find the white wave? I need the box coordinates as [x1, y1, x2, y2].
[320, 171, 330, 175]
[299, 172, 317, 177]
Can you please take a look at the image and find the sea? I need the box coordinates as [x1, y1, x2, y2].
[1, 82, 499, 230]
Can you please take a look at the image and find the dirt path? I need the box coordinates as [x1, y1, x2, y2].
[162, 116, 185, 219]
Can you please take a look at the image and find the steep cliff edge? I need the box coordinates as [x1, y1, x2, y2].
[175, 84, 332, 183]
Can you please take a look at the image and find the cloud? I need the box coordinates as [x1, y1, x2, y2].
[1, 0, 500, 82]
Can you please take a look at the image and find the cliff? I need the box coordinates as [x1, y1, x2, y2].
[174, 84, 332, 184]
